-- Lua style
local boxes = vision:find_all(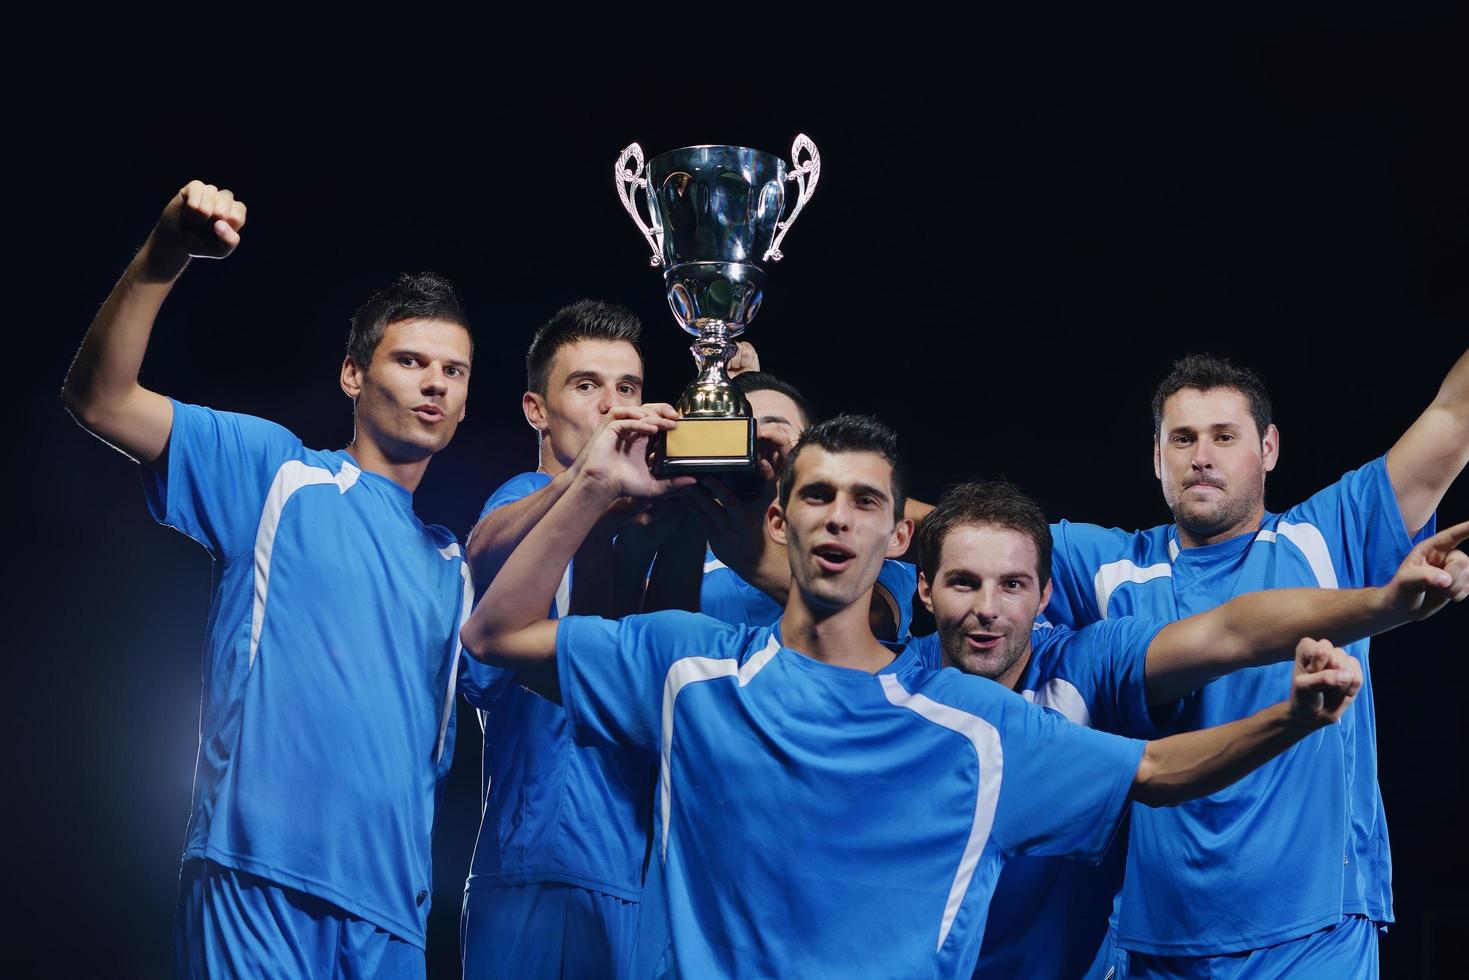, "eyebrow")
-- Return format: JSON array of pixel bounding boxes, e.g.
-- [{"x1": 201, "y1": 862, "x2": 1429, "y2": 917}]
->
[
  {"x1": 565, "y1": 370, "x2": 643, "y2": 385},
  {"x1": 758, "y1": 414, "x2": 794, "y2": 427}
]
